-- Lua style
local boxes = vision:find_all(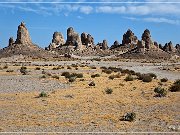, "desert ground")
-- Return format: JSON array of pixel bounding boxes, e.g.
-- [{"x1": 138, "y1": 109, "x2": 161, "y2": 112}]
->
[{"x1": 0, "y1": 58, "x2": 179, "y2": 133}]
